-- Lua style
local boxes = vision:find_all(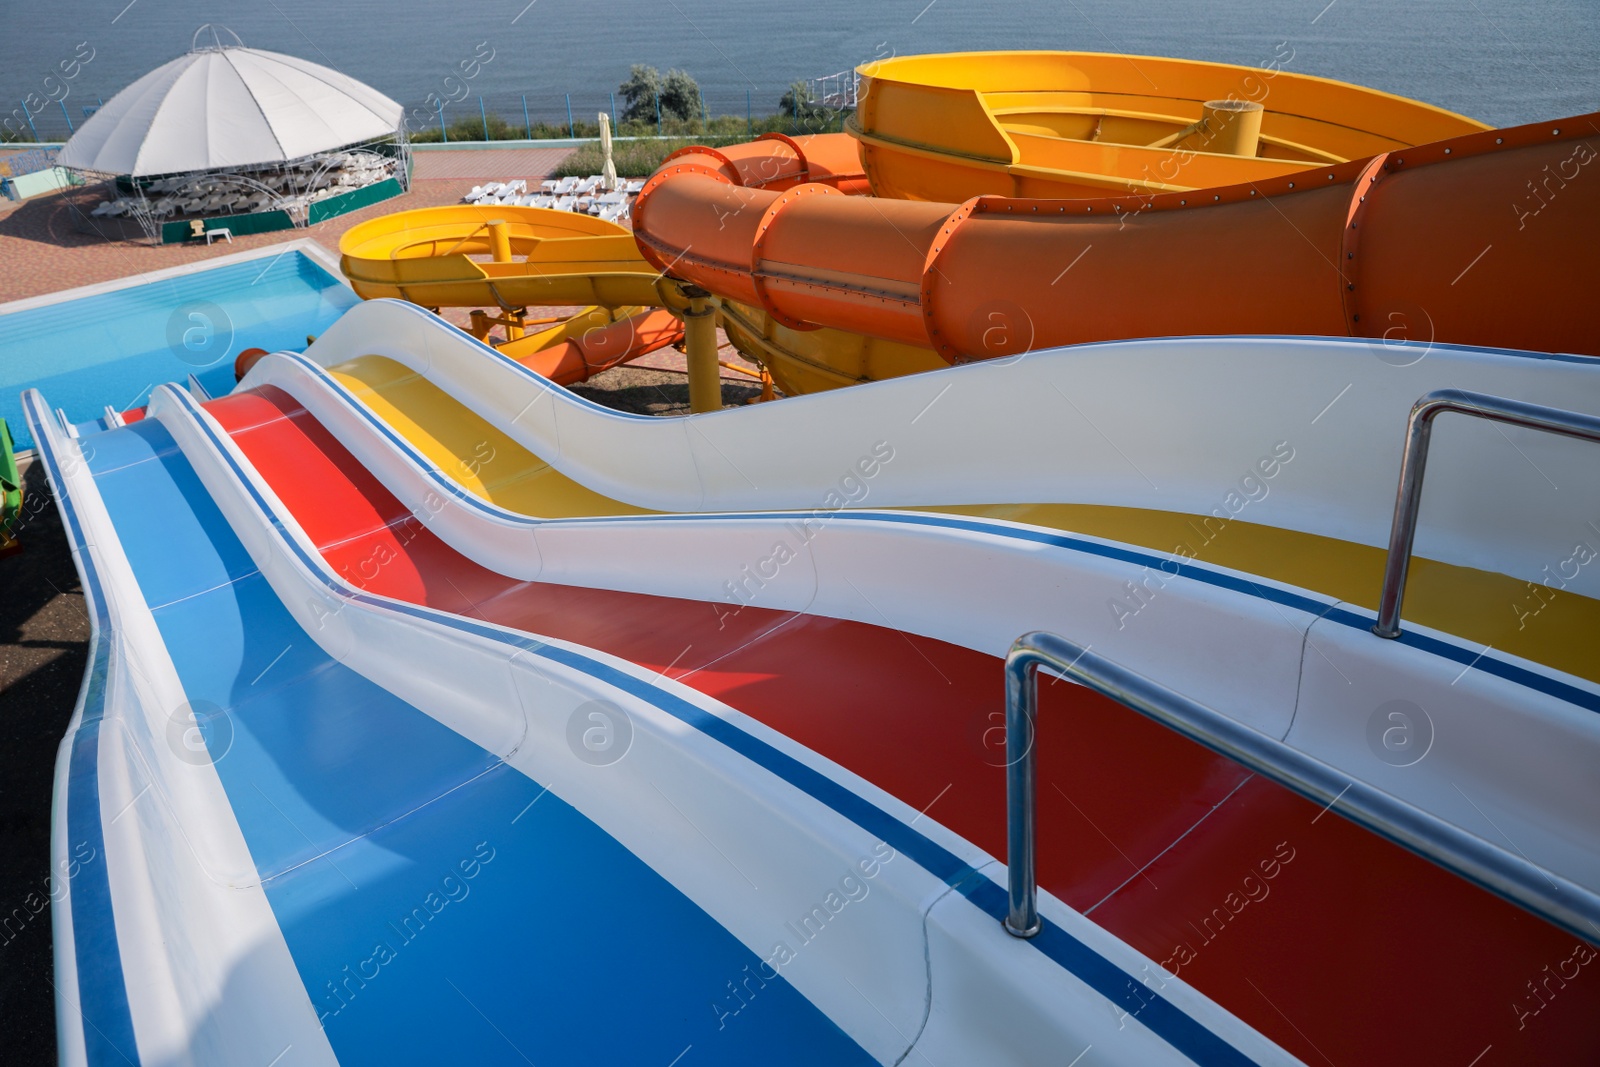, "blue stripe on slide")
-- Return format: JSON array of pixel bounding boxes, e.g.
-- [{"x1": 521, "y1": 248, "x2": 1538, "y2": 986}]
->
[
  {"x1": 85, "y1": 417, "x2": 871, "y2": 1065},
  {"x1": 22, "y1": 392, "x2": 143, "y2": 1067},
  {"x1": 533, "y1": 646, "x2": 1258, "y2": 1067},
  {"x1": 170, "y1": 386, "x2": 1262, "y2": 1066}
]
